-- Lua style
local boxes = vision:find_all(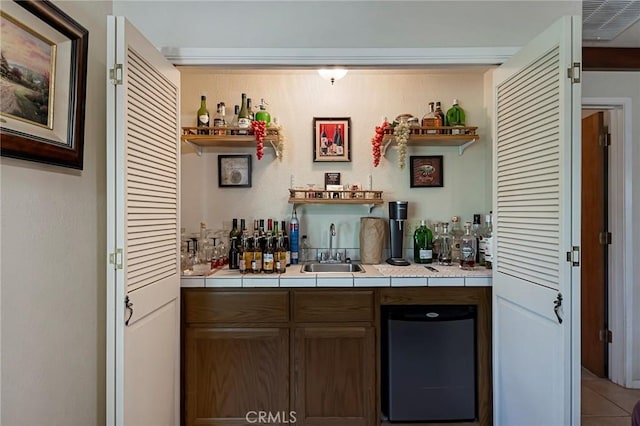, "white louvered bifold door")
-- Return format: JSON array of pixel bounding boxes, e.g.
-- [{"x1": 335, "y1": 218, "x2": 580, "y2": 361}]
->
[
  {"x1": 107, "y1": 16, "x2": 181, "y2": 426},
  {"x1": 492, "y1": 16, "x2": 581, "y2": 426}
]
